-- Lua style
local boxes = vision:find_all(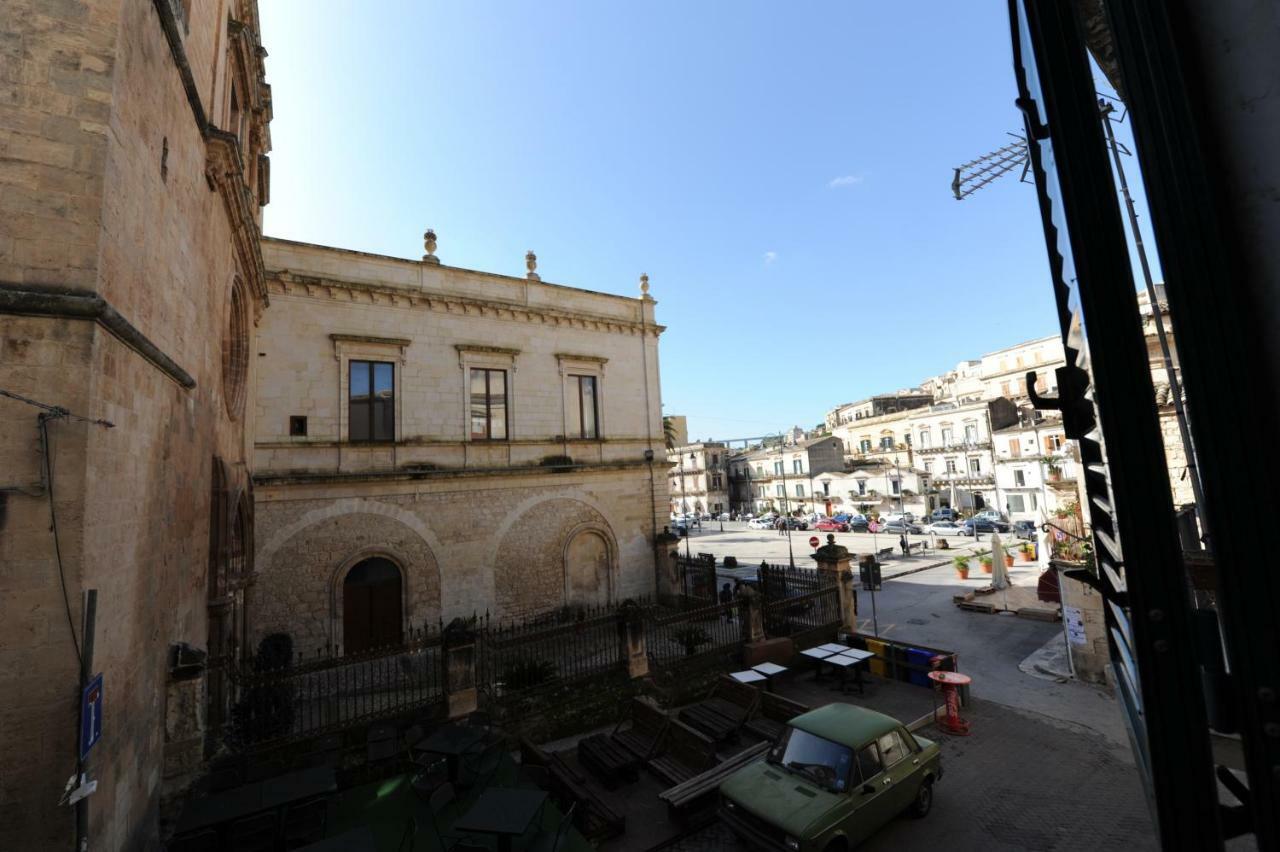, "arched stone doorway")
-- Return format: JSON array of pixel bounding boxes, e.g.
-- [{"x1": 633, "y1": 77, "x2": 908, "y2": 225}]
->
[
  {"x1": 342, "y1": 557, "x2": 403, "y2": 654},
  {"x1": 565, "y1": 528, "x2": 612, "y2": 607}
]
